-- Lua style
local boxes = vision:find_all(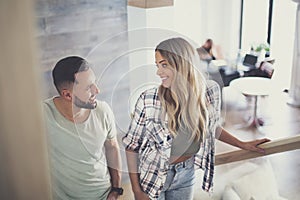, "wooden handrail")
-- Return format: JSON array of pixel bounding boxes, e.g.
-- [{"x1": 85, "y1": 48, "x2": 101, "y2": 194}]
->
[{"x1": 216, "y1": 134, "x2": 300, "y2": 165}]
